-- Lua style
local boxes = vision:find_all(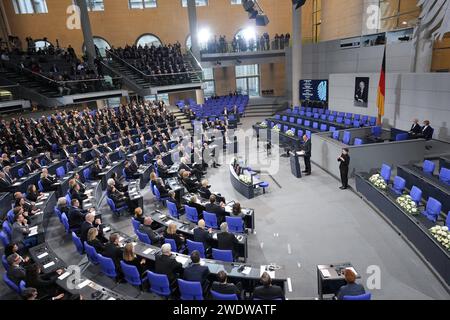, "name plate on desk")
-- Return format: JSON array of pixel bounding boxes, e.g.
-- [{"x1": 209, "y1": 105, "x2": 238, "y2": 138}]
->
[
  {"x1": 143, "y1": 248, "x2": 155, "y2": 255},
  {"x1": 43, "y1": 261, "x2": 55, "y2": 269},
  {"x1": 58, "y1": 272, "x2": 71, "y2": 280},
  {"x1": 321, "y1": 269, "x2": 331, "y2": 278},
  {"x1": 77, "y1": 279, "x2": 91, "y2": 289},
  {"x1": 37, "y1": 252, "x2": 49, "y2": 259},
  {"x1": 35, "y1": 202, "x2": 44, "y2": 206}
]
